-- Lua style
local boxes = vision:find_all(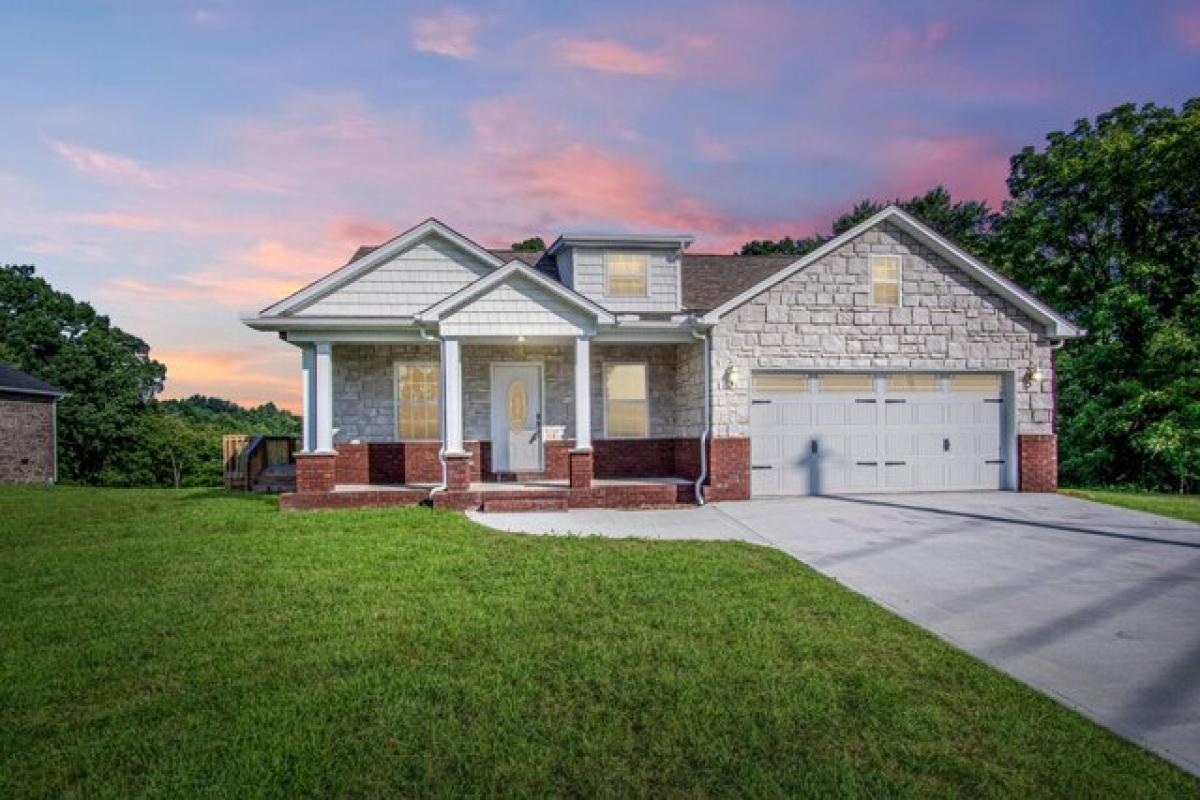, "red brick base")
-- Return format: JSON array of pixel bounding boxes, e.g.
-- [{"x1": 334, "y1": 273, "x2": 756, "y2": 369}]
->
[
  {"x1": 444, "y1": 452, "x2": 472, "y2": 491},
  {"x1": 704, "y1": 437, "x2": 751, "y2": 501},
  {"x1": 568, "y1": 449, "x2": 593, "y2": 489},
  {"x1": 1019, "y1": 434, "x2": 1058, "y2": 492},
  {"x1": 295, "y1": 453, "x2": 336, "y2": 494}
]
